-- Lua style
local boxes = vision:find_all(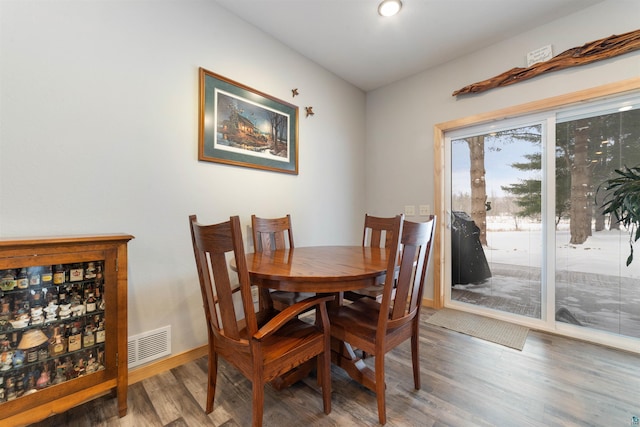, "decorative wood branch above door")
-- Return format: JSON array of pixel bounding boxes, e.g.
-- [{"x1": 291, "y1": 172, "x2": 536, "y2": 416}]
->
[{"x1": 452, "y1": 29, "x2": 640, "y2": 97}]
